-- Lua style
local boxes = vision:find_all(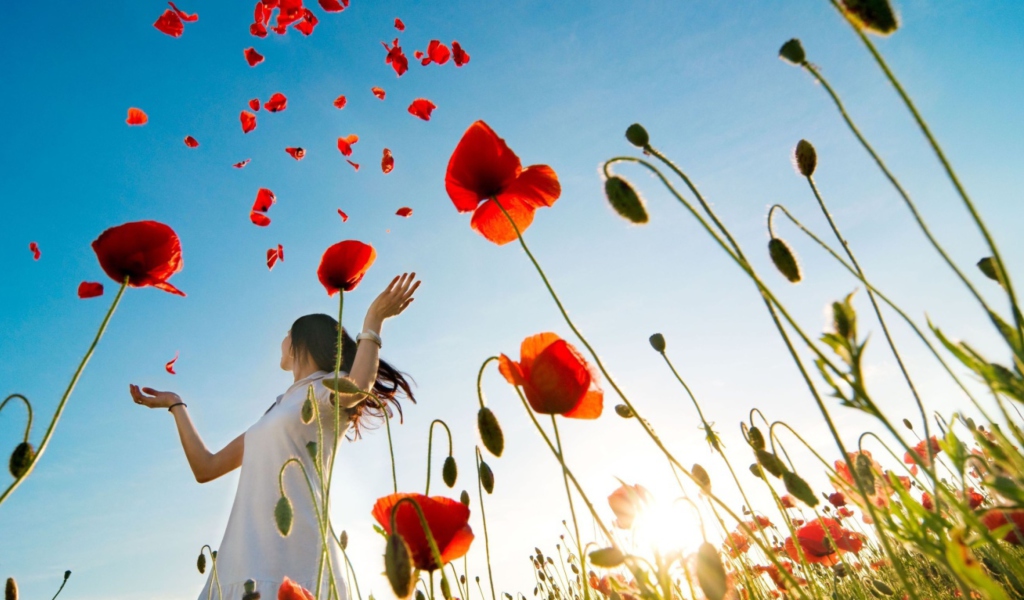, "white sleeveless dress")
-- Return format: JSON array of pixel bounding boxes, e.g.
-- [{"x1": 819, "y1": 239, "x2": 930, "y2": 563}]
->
[{"x1": 197, "y1": 370, "x2": 350, "y2": 600}]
